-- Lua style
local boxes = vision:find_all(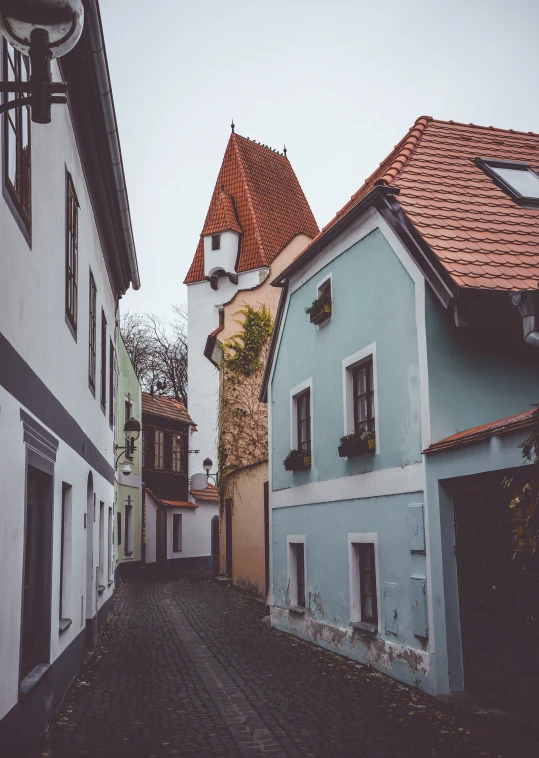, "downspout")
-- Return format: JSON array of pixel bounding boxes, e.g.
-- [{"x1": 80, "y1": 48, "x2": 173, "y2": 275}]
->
[
  {"x1": 86, "y1": 1, "x2": 141, "y2": 290},
  {"x1": 510, "y1": 290, "x2": 539, "y2": 349}
]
